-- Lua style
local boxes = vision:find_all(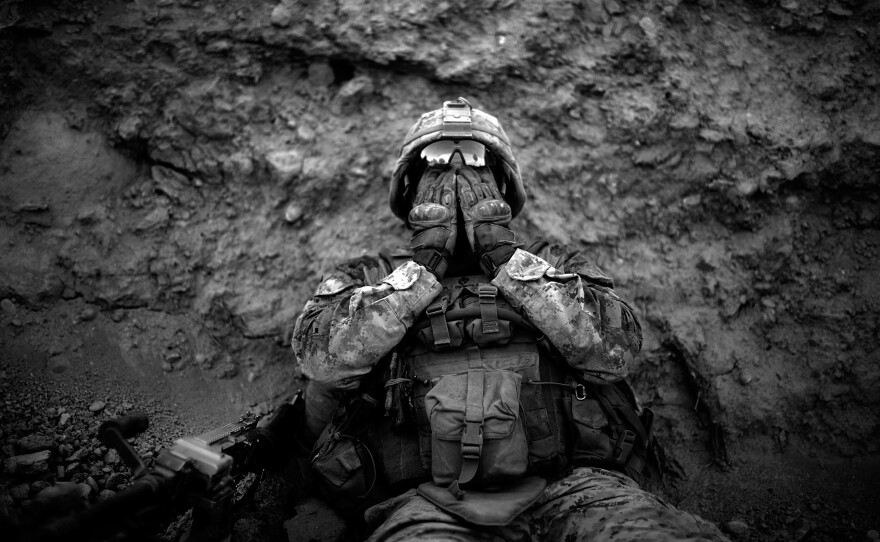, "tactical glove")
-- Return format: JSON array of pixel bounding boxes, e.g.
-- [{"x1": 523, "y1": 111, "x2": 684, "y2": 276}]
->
[
  {"x1": 409, "y1": 167, "x2": 458, "y2": 279},
  {"x1": 456, "y1": 166, "x2": 518, "y2": 276}
]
